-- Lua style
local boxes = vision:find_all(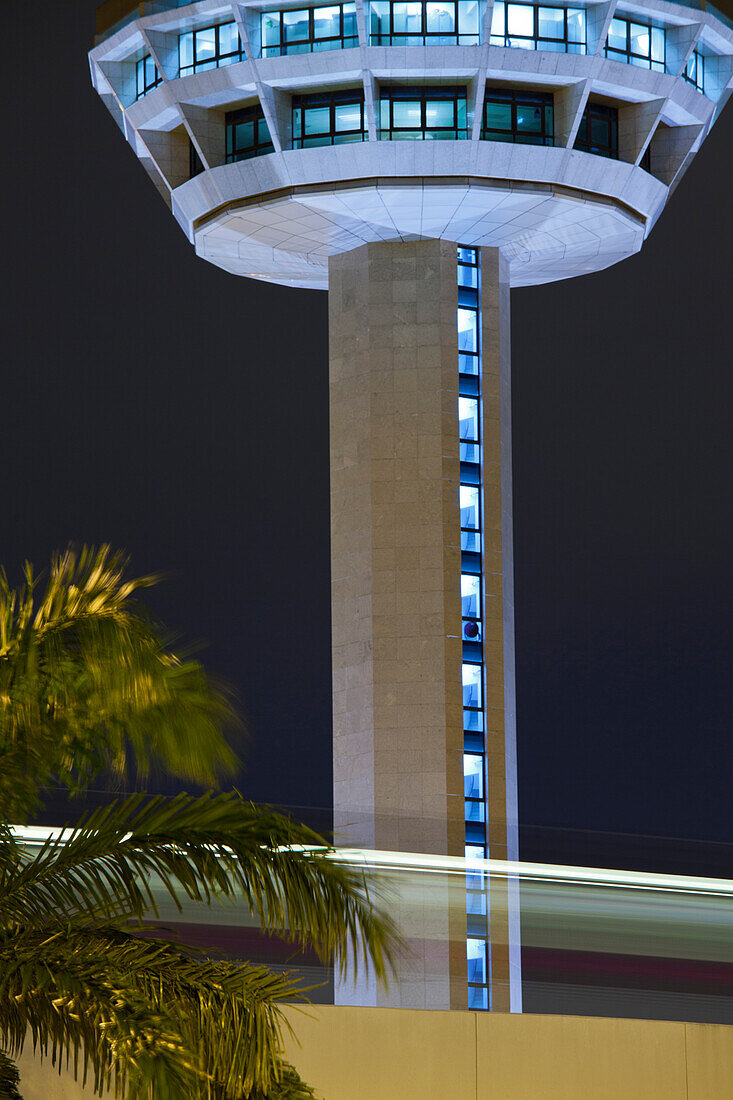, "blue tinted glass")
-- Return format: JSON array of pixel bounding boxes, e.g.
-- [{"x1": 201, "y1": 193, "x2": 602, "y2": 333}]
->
[
  {"x1": 393, "y1": 100, "x2": 422, "y2": 127},
  {"x1": 426, "y1": 99, "x2": 455, "y2": 127},
  {"x1": 462, "y1": 663, "x2": 482, "y2": 708},
  {"x1": 468, "y1": 985, "x2": 489, "y2": 1009},
  {"x1": 180, "y1": 32, "x2": 194, "y2": 68},
  {"x1": 314, "y1": 4, "x2": 341, "y2": 37},
  {"x1": 262, "y1": 13, "x2": 281, "y2": 45},
  {"x1": 459, "y1": 396, "x2": 479, "y2": 441},
  {"x1": 507, "y1": 2, "x2": 533, "y2": 35},
  {"x1": 196, "y1": 27, "x2": 216, "y2": 60},
  {"x1": 567, "y1": 8, "x2": 585, "y2": 43},
  {"x1": 461, "y1": 530, "x2": 481, "y2": 552},
  {"x1": 607, "y1": 17, "x2": 627, "y2": 51},
  {"x1": 219, "y1": 21, "x2": 240, "y2": 54},
  {"x1": 304, "y1": 106, "x2": 331, "y2": 134},
  {"x1": 393, "y1": 2, "x2": 423, "y2": 32},
  {"x1": 284, "y1": 9, "x2": 310, "y2": 40},
  {"x1": 461, "y1": 573, "x2": 481, "y2": 617},
  {"x1": 465, "y1": 799, "x2": 486, "y2": 821},
  {"x1": 458, "y1": 0, "x2": 480, "y2": 35},
  {"x1": 491, "y1": 0, "x2": 505, "y2": 36},
  {"x1": 343, "y1": 2, "x2": 357, "y2": 35},
  {"x1": 463, "y1": 708, "x2": 483, "y2": 731},
  {"x1": 426, "y1": 2, "x2": 456, "y2": 33},
  {"x1": 467, "y1": 939, "x2": 487, "y2": 984},
  {"x1": 458, "y1": 263, "x2": 478, "y2": 287},
  {"x1": 538, "y1": 6, "x2": 563, "y2": 38},
  {"x1": 458, "y1": 308, "x2": 478, "y2": 352},
  {"x1": 460, "y1": 485, "x2": 479, "y2": 530},
  {"x1": 335, "y1": 102, "x2": 362, "y2": 131},
  {"x1": 236, "y1": 120, "x2": 255, "y2": 149},
  {"x1": 464, "y1": 754, "x2": 484, "y2": 798}
]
